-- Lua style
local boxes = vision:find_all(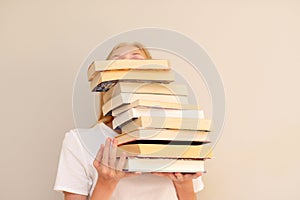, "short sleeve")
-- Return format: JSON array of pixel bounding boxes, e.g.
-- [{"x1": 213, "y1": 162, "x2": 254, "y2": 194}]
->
[
  {"x1": 192, "y1": 176, "x2": 204, "y2": 193},
  {"x1": 53, "y1": 130, "x2": 92, "y2": 196}
]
